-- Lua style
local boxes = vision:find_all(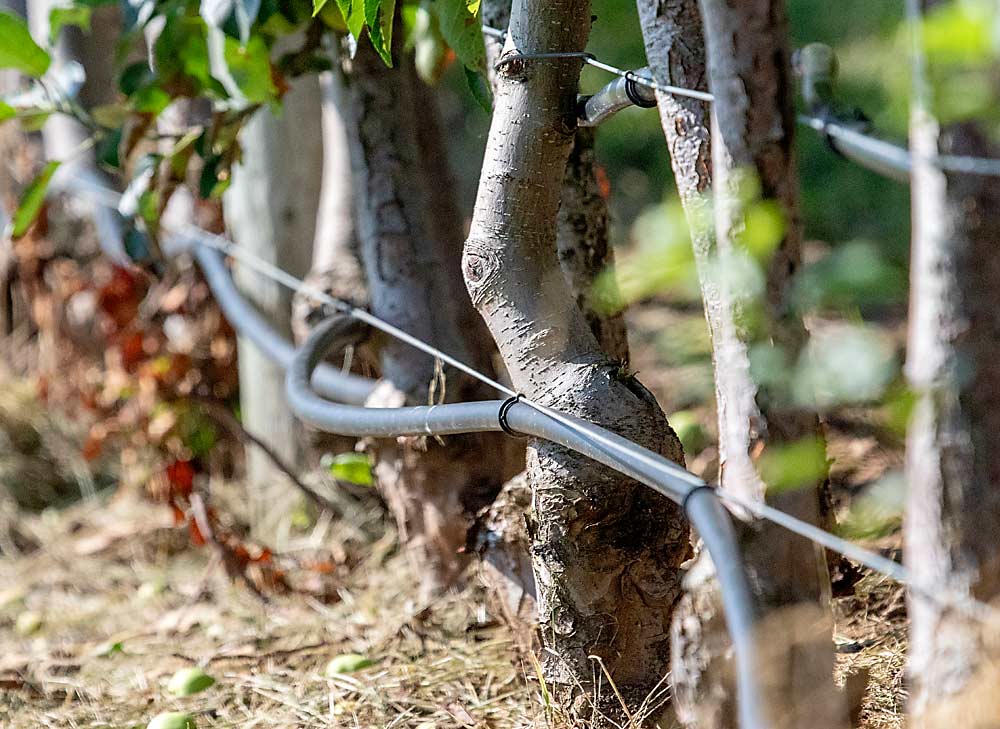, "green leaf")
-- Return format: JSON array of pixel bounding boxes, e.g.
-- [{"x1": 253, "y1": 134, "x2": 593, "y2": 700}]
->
[
  {"x1": 90, "y1": 102, "x2": 129, "y2": 128},
  {"x1": 96, "y1": 127, "x2": 122, "y2": 169},
  {"x1": 223, "y1": 34, "x2": 277, "y2": 103},
  {"x1": 365, "y1": 0, "x2": 395, "y2": 66},
  {"x1": 49, "y1": 5, "x2": 92, "y2": 44},
  {"x1": 324, "y1": 653, "x2": 373, "y2": 675},
  {"x1": 169, "y1": 128, "x2": 203, "y2": 178},
  {"x1": 667, "y1": 410, "x2": 708, "y2": 454},
  {"x1": 130, "y1": 84, "x2": 171, "y2": 115},
  {"x1": 433, "y1": 0, "x2": 484, "y2": 72},
  {"x1": 0, "y1": 12, "x2": 51, "y2": 77},
  {"x1": 757, "y1": 437, "x2": 829, "y2": 495},
  {"x1": 0, "y1": 100, "x2": 15, "y2": 122},
  {"x1": 326, "y1": 452, "x2": 373, "y2": 486},
  {"x1": 167, "y1": 667, "x2": 216, "y2": 696},
  {"x1": 323, "y1": 0, "x2": 365, "y2": 38},
  {"x1": 199, "y1": 155, "x2": 224, "y2": 198},
  {"x1": 464, "y1": 66, "x2": 491, "y2": 112},
  {"x1": 153, "y1": 14, "x2": 216, "y2": 96},
  {"x1": 11, "y1": 161, "x2": 59, "y2": 238},
  {"x1": 17, "y1": 110, "x2": 52, "y2": 131},
  {"x1": 93, "y1": 640, "x2": 124, "y2": 657}
]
